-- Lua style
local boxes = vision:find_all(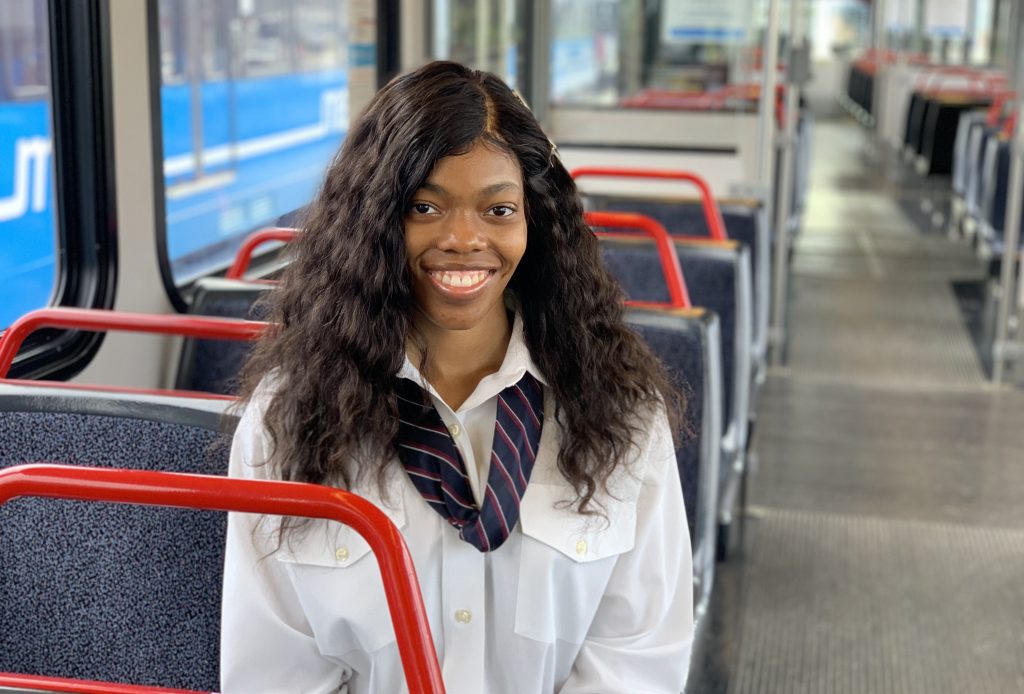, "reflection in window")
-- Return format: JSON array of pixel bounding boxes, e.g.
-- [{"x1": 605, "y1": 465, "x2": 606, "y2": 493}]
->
[
  {"x1": 157, "y1": 0, "x2": 349, "y2": 284},
  {"x1": 0, "y1": 0, "x2": 57, "y2": 329}
]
